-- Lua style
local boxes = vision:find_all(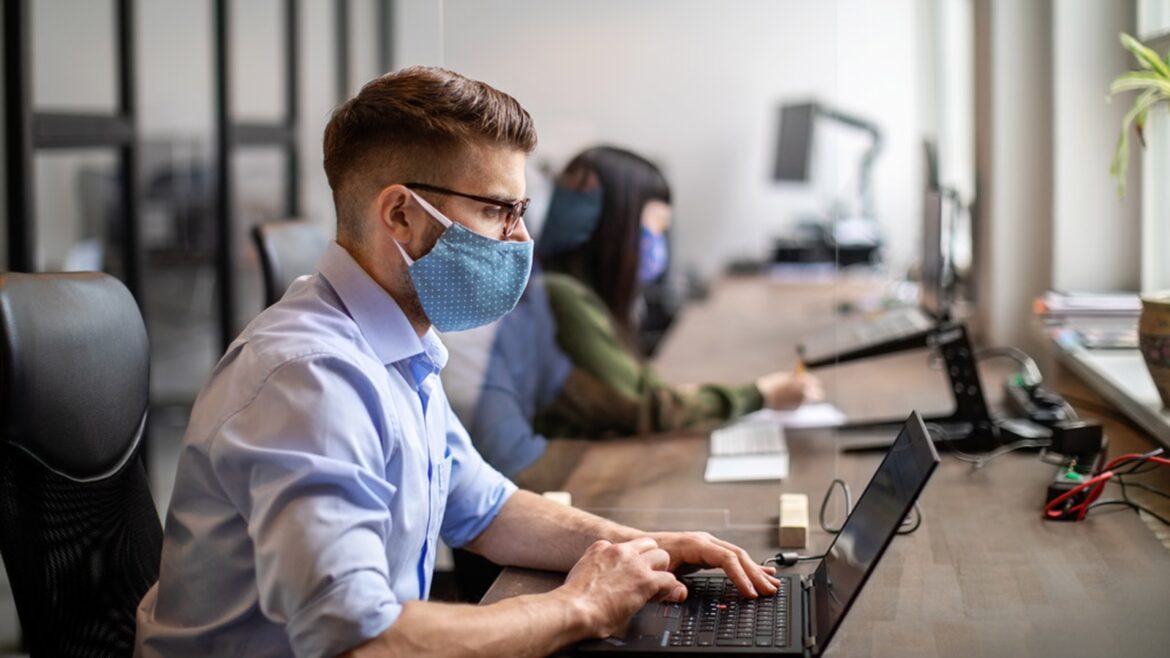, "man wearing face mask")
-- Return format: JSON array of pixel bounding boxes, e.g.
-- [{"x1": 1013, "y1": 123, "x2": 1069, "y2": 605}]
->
[{"x1": 134, "y1": 67, "x2": 780, "y2": 658}]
